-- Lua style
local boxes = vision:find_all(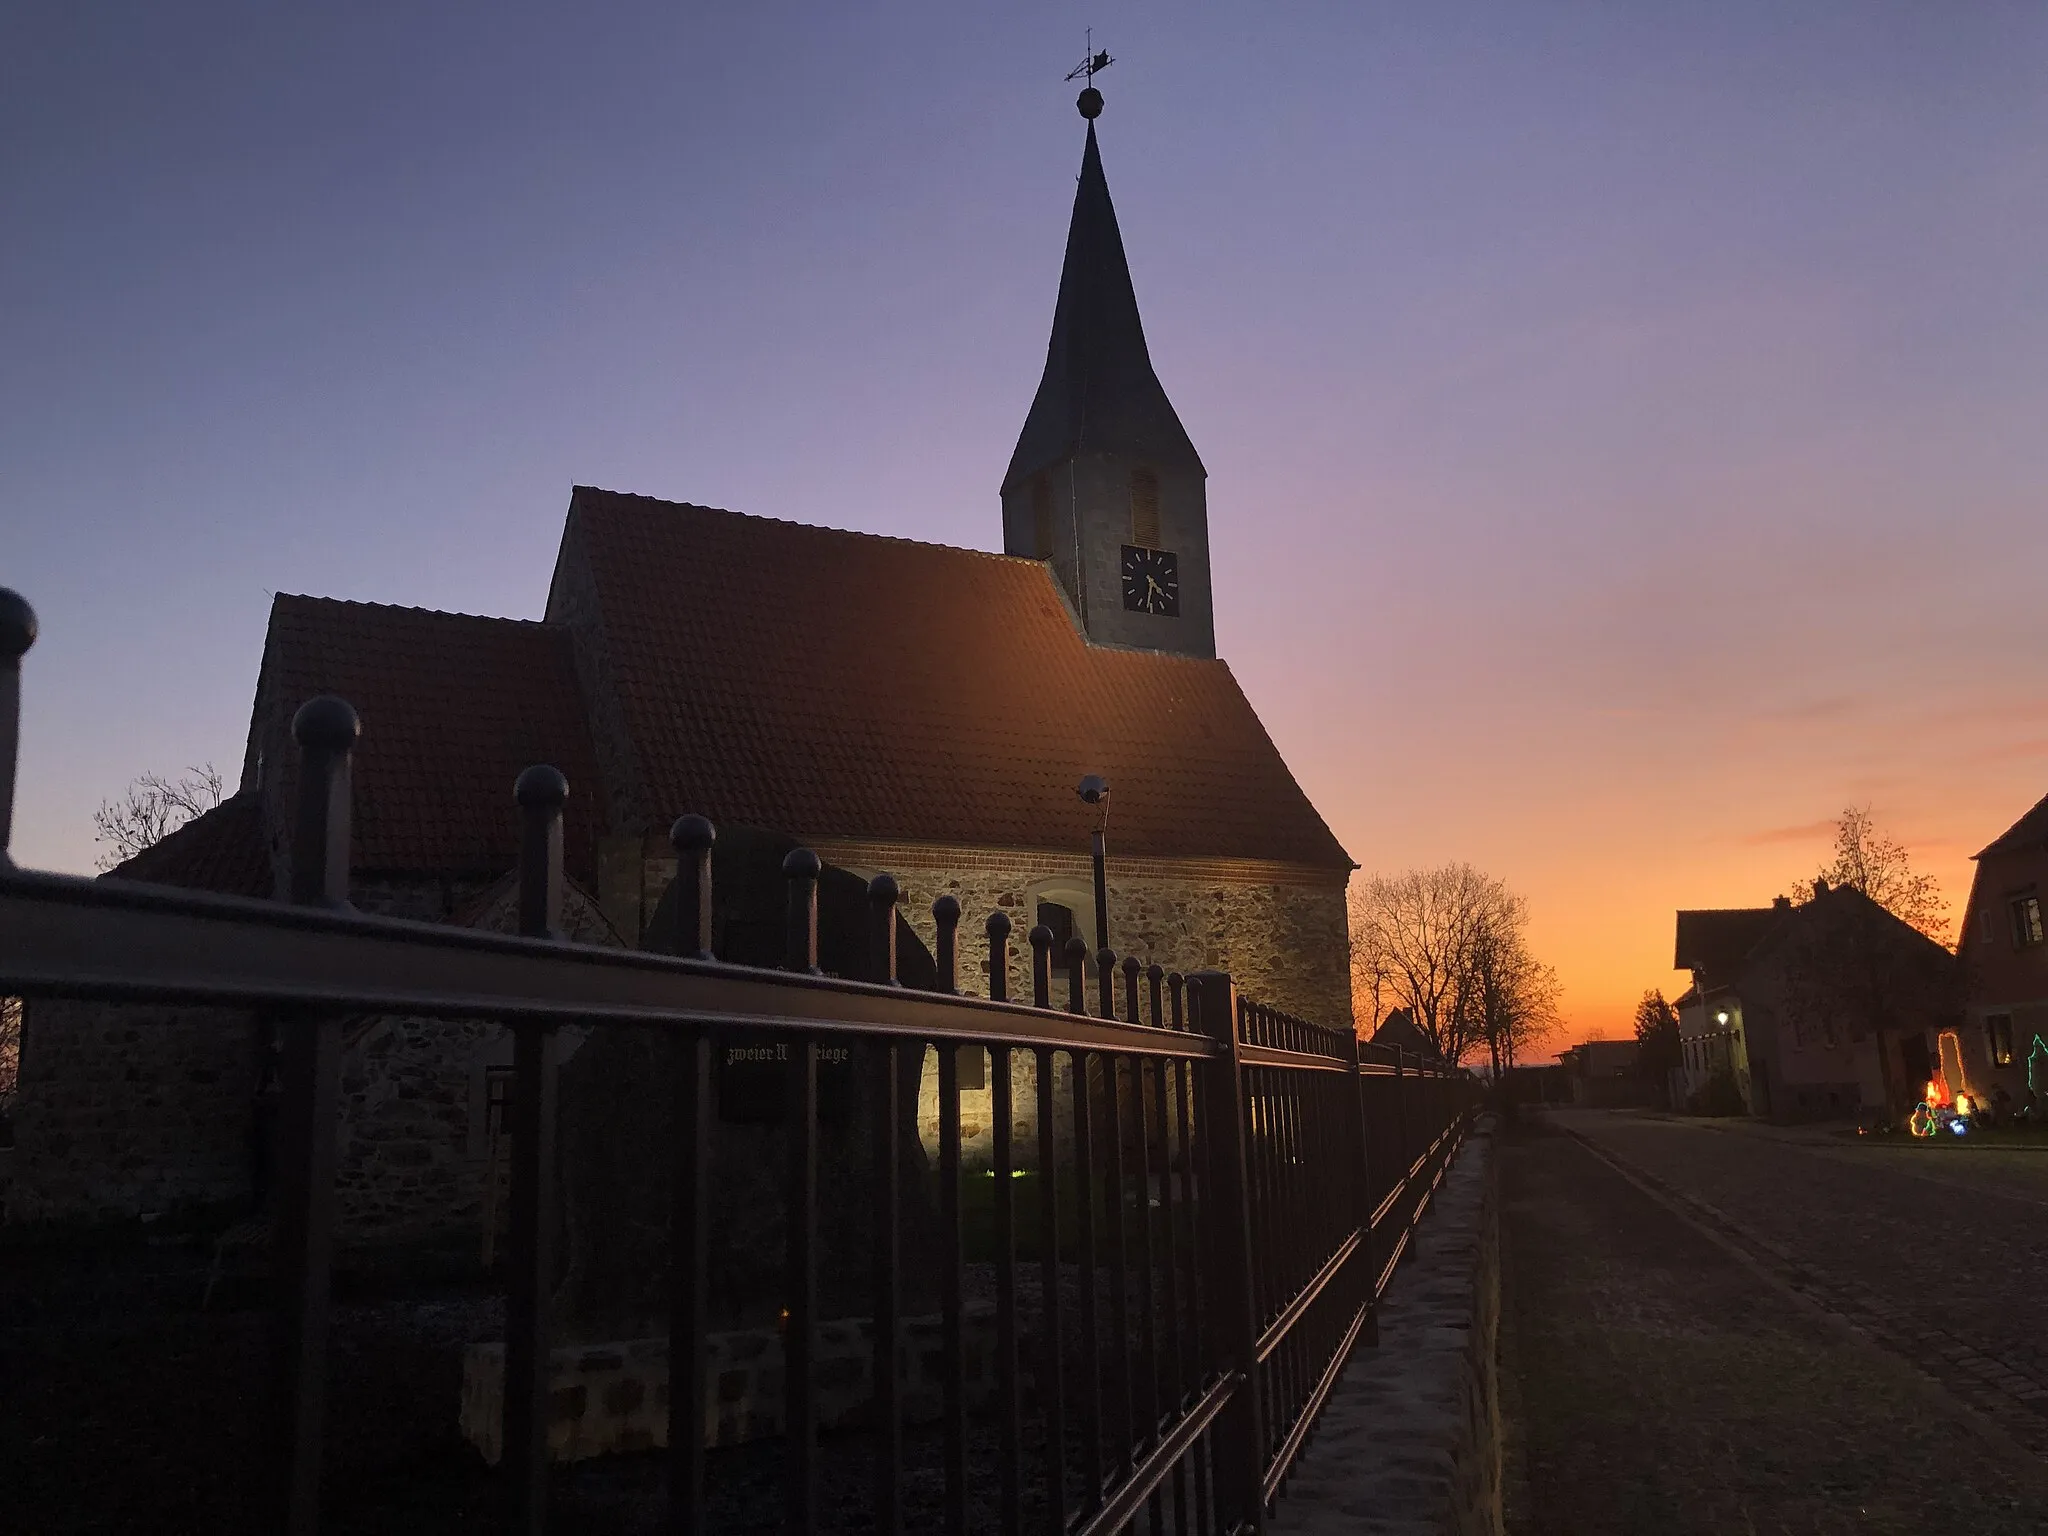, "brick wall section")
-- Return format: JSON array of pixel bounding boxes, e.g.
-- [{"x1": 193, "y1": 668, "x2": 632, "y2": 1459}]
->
[{"x1": 636, "y1": 841, "x2": 1353, "y2": 1028}]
